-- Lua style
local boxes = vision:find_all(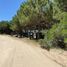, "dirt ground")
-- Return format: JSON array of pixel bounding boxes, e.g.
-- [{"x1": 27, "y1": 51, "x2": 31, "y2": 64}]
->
[{"x1": 0, "y1": 35, "x2": 66, "y2": 67}]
